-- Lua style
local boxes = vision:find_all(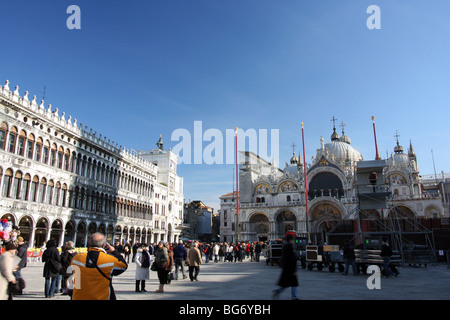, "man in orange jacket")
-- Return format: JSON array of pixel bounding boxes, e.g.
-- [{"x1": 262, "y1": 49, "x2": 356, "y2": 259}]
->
[{"x1": 71, "y1": 232, "x2": 127, "y2": 300}]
